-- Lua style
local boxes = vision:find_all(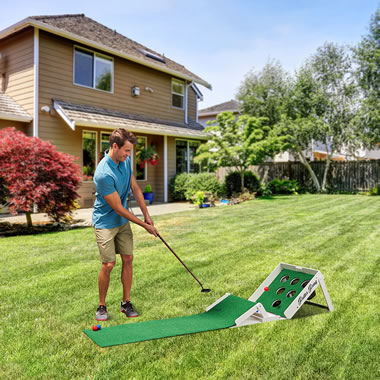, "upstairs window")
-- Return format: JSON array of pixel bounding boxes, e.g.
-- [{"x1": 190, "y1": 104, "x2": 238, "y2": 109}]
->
[
  {"x1": 172, "y1": 79, "x2": 184, "y2": 109},
  {"x1": 74, "y1": 47, "x2": 113, "y2": 92}
]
